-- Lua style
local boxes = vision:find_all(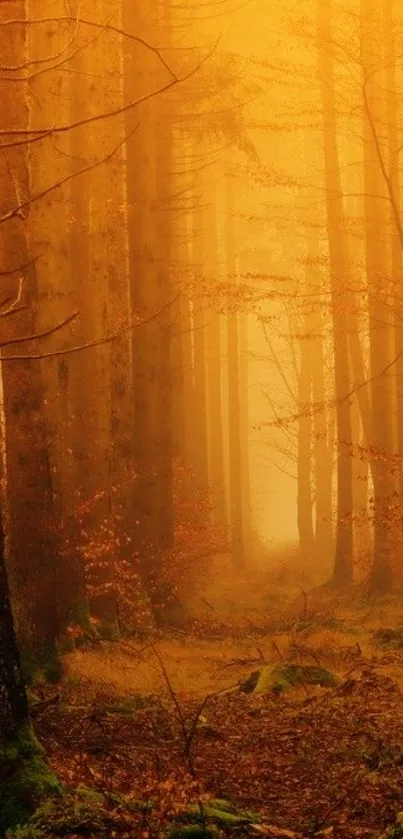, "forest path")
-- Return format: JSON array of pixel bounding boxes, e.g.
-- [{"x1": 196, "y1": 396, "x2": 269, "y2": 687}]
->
[
  {"x1": 34, "y1": 571, "x2": 403, "y2": 839},
  {"x1": 63, "y1": 589, "x2": 403, "y2": 700},
  {"x1": 64, "y1": 634, "x2": 267, "y2": 699}
]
